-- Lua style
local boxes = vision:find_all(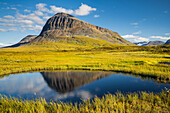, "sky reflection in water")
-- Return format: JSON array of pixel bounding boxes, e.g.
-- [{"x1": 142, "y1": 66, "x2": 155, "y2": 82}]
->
[{"x1": 0, "y1": 71, "x2": 169, "y2": 103}]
